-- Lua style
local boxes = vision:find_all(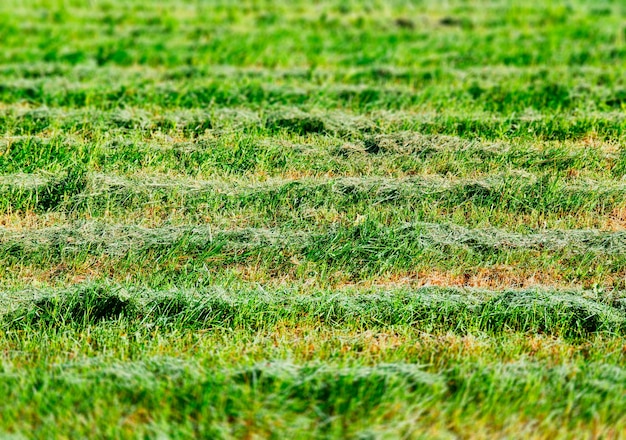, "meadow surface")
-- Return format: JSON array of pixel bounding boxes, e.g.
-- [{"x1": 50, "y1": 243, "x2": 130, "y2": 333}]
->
[{"x1": 1, "y1": 0, "x2": 626, "y2": 438}]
